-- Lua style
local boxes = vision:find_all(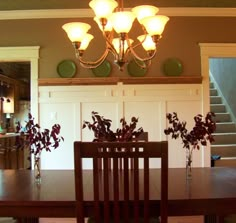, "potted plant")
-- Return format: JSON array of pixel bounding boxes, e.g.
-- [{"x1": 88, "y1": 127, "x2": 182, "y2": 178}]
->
[
  {"x1": 16, "y1": 113, "x2": 64, "y2": 182},
  {"x1": 164, "y1": 112, "x2": 216, "y2": 178},
  {"x1": 82, "y1": 111, "x2": 144, "y2": 142}
]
